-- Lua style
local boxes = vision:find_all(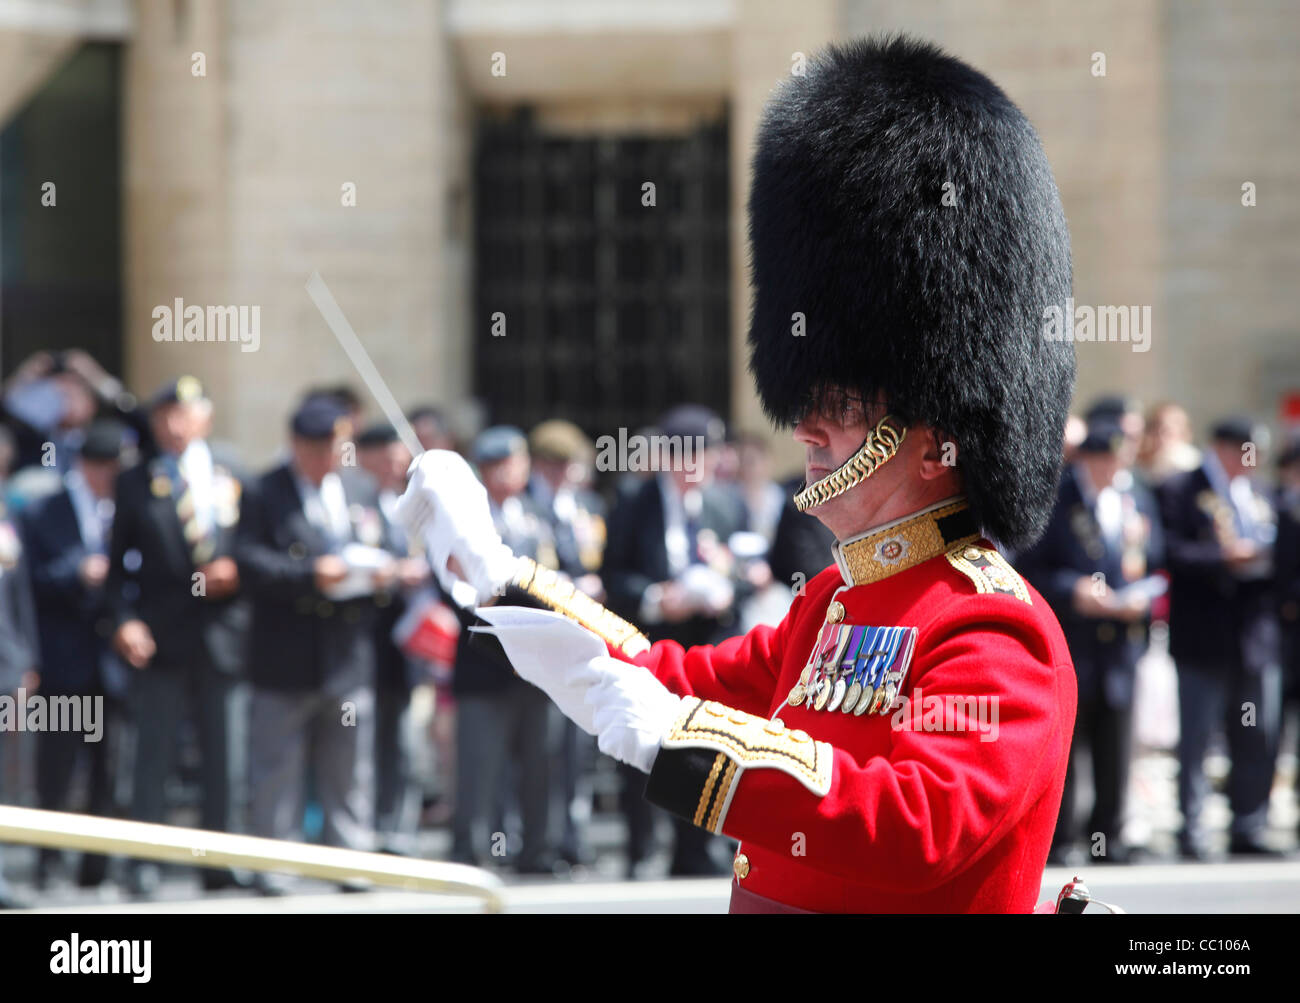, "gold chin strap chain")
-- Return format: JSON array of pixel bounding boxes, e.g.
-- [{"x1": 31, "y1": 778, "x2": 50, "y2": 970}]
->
[{"x1": 792, "y1": 415, "x2": 907, "y2": 513}]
